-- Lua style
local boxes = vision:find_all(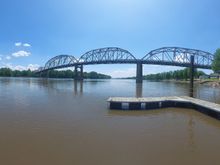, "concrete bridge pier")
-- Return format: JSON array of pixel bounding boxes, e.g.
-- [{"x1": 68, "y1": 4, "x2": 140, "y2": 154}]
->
[
  {"x1": 136, "y1": 62, "x2": 143, "y2": 83},
  {"x1": 136, "y1": 83, "x2": 143, "y2": 97},
  {"x1": 74, "y1": 65, "x2": 83, "y2": 80},
  {"x1": 46, "y1": 71, "x2": 50, "y2": 78},
  {"x1": 189, "y1": 55, "x2": 195, "y2": 97}
]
